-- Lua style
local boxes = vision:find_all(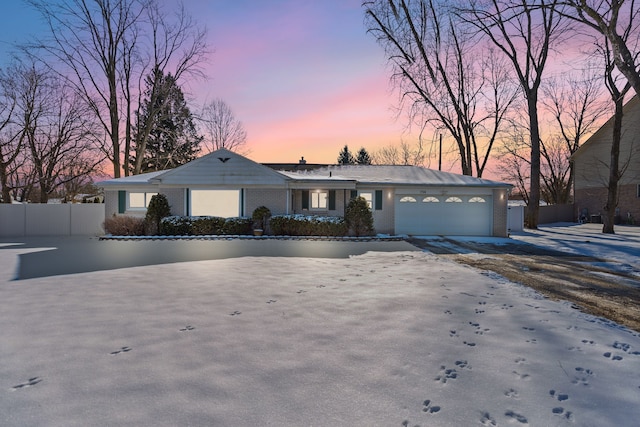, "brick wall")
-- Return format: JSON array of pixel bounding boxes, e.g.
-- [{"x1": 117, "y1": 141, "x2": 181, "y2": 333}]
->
[
  {"x1": 245, "y1": 188, "x2": 288, "y2": 217},
  {"x1": 493, "y1": 189, "x2": 509, "y2": 237},
  {"x1": 575, "y1": 183, "x2": 640, "y2": 224}
]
